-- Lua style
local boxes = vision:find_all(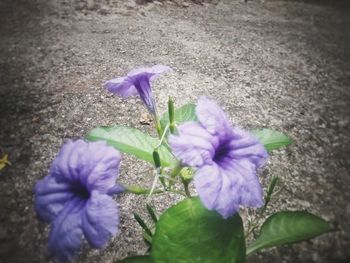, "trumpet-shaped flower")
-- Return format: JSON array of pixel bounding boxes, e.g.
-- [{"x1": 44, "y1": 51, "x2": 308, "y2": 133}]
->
[
  {"x1": 104, "y1": 65, "x2": 172, "y2": 114},
  {"x1": 34, "y1": 140, "x2": 123, "y2": 263},
  {"x1": 169, "y1": 97, "x2": 268, "y2": 218}
]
